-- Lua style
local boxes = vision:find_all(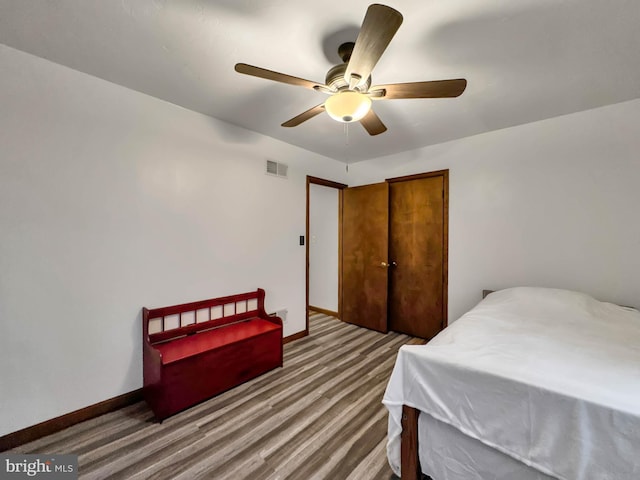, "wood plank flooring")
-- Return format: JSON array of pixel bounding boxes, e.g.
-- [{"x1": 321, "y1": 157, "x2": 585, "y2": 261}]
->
[{"x1": 12, "y1": 313, "x2": 423, "y2": 479}]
